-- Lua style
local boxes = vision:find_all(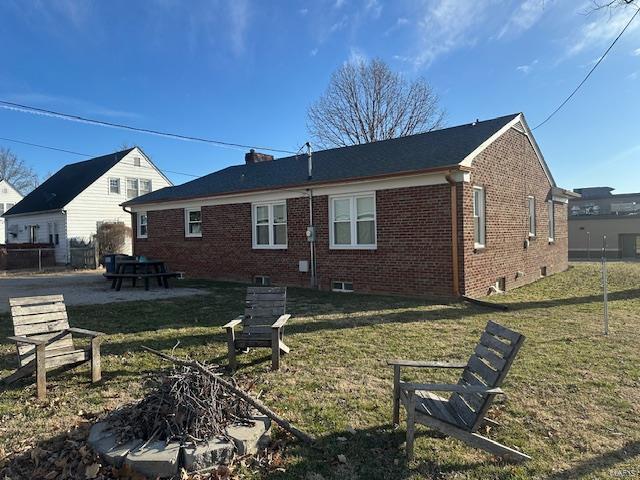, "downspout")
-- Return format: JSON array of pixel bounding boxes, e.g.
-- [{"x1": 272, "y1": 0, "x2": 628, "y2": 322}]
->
[
  {"x1": 122, "y1": 205, "x2": 134, "y2": 255},
  {"x1": 445, "y1": 173, "x2": 460, "y2": 297},
  {"x1": 305, "y1": 143, "x2": 318, "y2": 289}
]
